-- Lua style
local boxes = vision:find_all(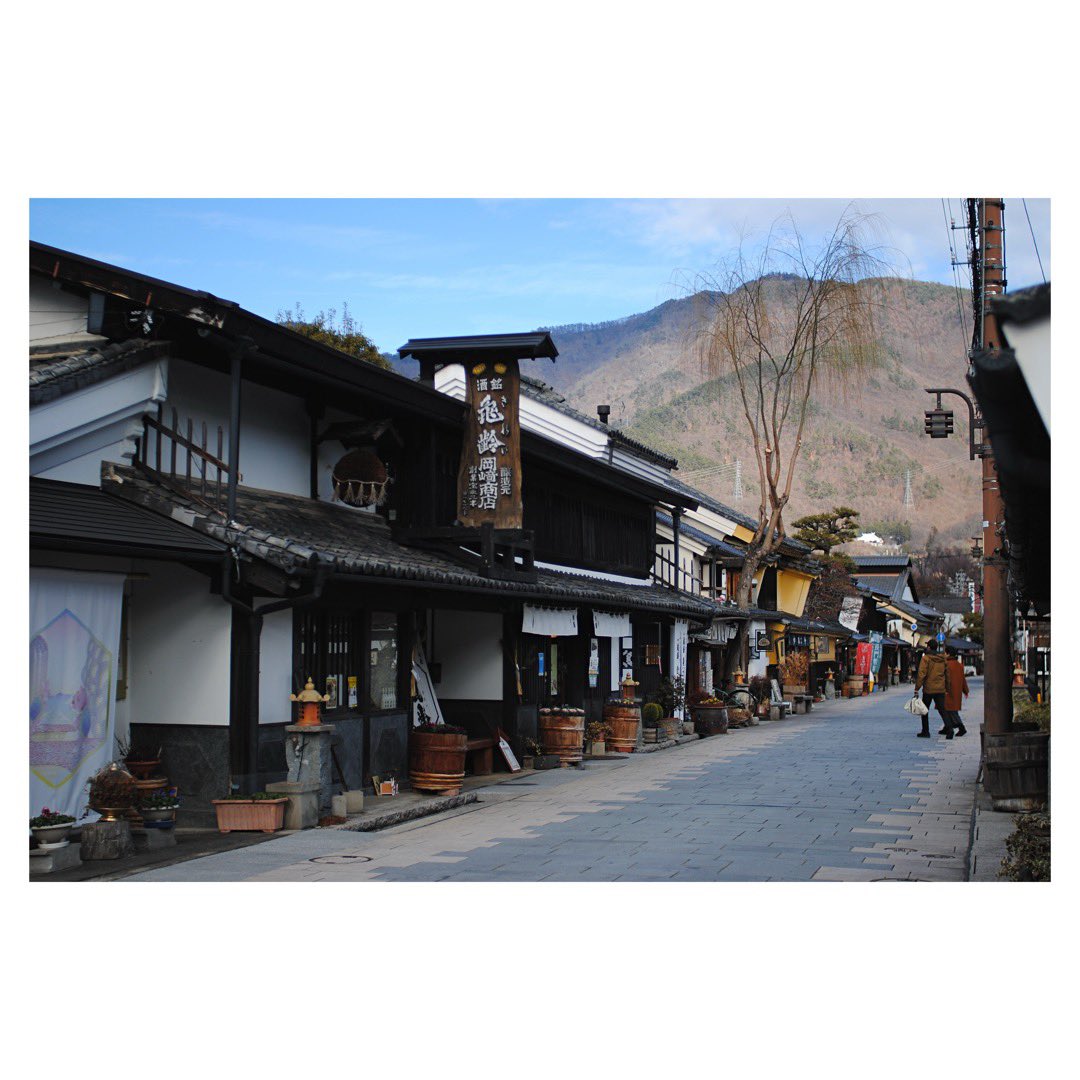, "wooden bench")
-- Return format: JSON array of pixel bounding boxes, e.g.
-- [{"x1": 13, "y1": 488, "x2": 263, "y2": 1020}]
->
[{"x1": 465, "y1": 737, "x2": 495, "y2": 776}]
